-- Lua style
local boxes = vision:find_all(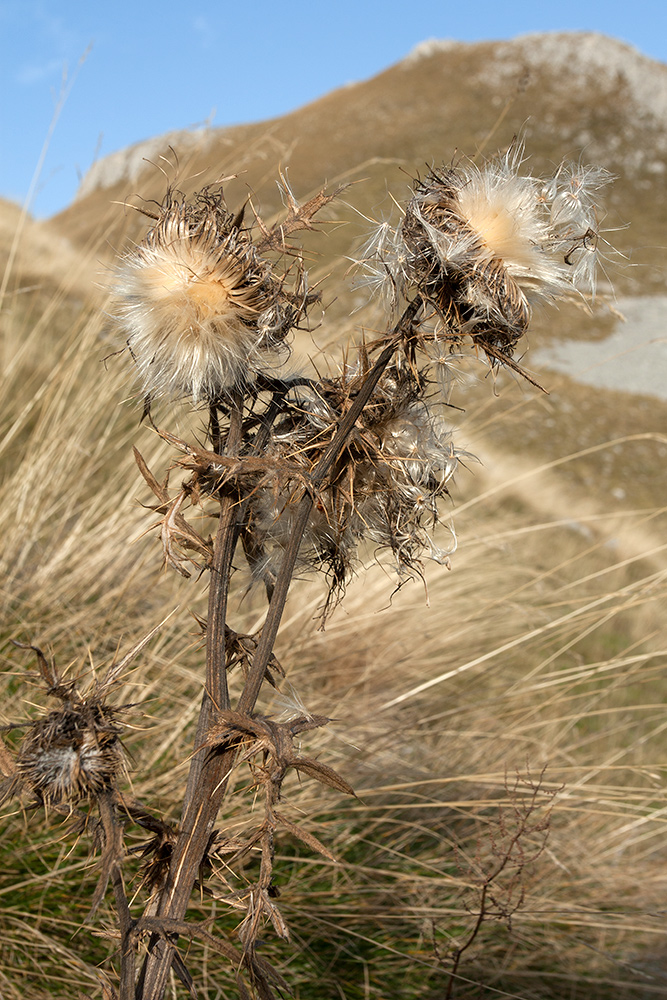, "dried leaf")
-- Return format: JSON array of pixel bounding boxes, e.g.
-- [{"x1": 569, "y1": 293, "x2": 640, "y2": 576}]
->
[
  {"x1": 100, "y1": 980, "x2": 119, "y2": 1000},
  {"x1": 0, "y1": 774, "x2": 20, "y2": 806},
  {"x1": 133, "y1": 446, "x2": 169, "y2": 502},
  {"x1": 255, "y1": 182, "x2": 346, "y2": 253},
  {"x1": 274, "y1": 812, "x2": 338, "y2": 863},
  {"x1": 235, "y1": 975, "x2": 253, "y2": 1000},
  {"x1": 135, "y1": 446, "x2": 212, "y2": 576},
  {"x1": 293, "y1": 758, "x2": 356, "y2": 797},
  {"x1": 287, "y1": 714, "x2": 330, "y2": 736},
  {"x1": 249, "y1": 953, "x2": 291, "y2": 999},
  {"x1": 158, "y1": 427, "x2": 305, "y2": 483},
  {"x1": 11, "y1": 640, "x2": 62, "y2": 693},
  {"x1": 0, "y1": 736, "x2": 17, "y2": 780},
  {"x1": 137, "y1": 916, "x2": 243, "y2": 964},
  {"x1": 262, "y1": 889, "x2": 290, "y2": 941},
  {"x1": 172, "y1": 950, "x2": 198, "y2": 998}
]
